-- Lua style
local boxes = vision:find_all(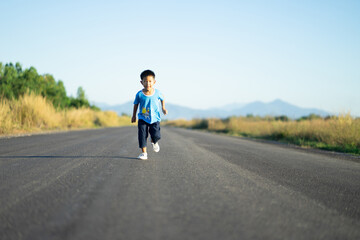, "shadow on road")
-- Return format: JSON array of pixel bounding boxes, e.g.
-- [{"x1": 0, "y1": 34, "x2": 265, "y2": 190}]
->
[{"x1": 0, "y1": 155, "x2": 138, "y2": 160}]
